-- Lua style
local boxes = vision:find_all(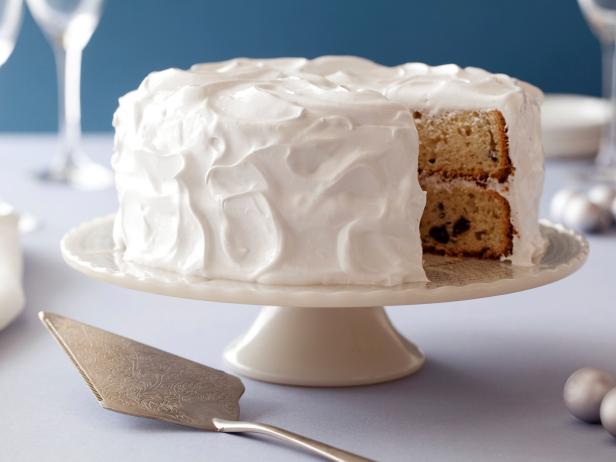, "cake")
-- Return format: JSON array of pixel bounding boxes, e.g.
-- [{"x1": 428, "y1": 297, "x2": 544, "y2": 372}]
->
[{"x1": 112, "y1": 56, "x2": 546, "y2": 287}]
